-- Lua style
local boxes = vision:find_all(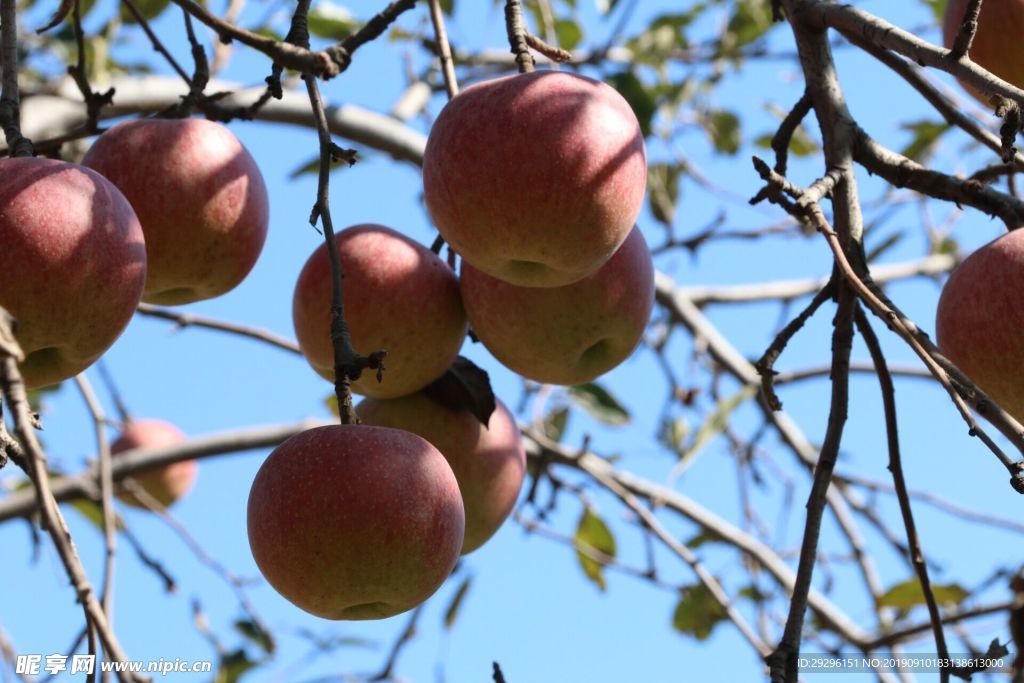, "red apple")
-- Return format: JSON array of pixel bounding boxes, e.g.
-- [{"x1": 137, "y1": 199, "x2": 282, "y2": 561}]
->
[
  {"x1": 943, "y1": 0, "x2": 1024, "y2": 102},
  {"x1": 292, "y1": 224, "x2": 468, "y2": 398},
  {"x1": 0, "y1": 157, "x2": 146, "y2": 389},
  {"x1": 460, "y1": 227, "x2": 654, "y2": 386},
  {"x1": 936, "y1": 229, "x2": 1024, "y2": 420},
  {"x1": 357, "y1": 394, "x2": 526, "y2": 554},
  {"x1": 423, "y1": 71, "x2": 647, "y2": 288},
  {"x1": 111, "y1": 419, "x2": 196, "y2": 509},
  {"x1": 246, "y1": 424, "x2": 465, "y2": 620},
  {"x1": 82, "y1": 118, "x2": 269, "y2": 305}
]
